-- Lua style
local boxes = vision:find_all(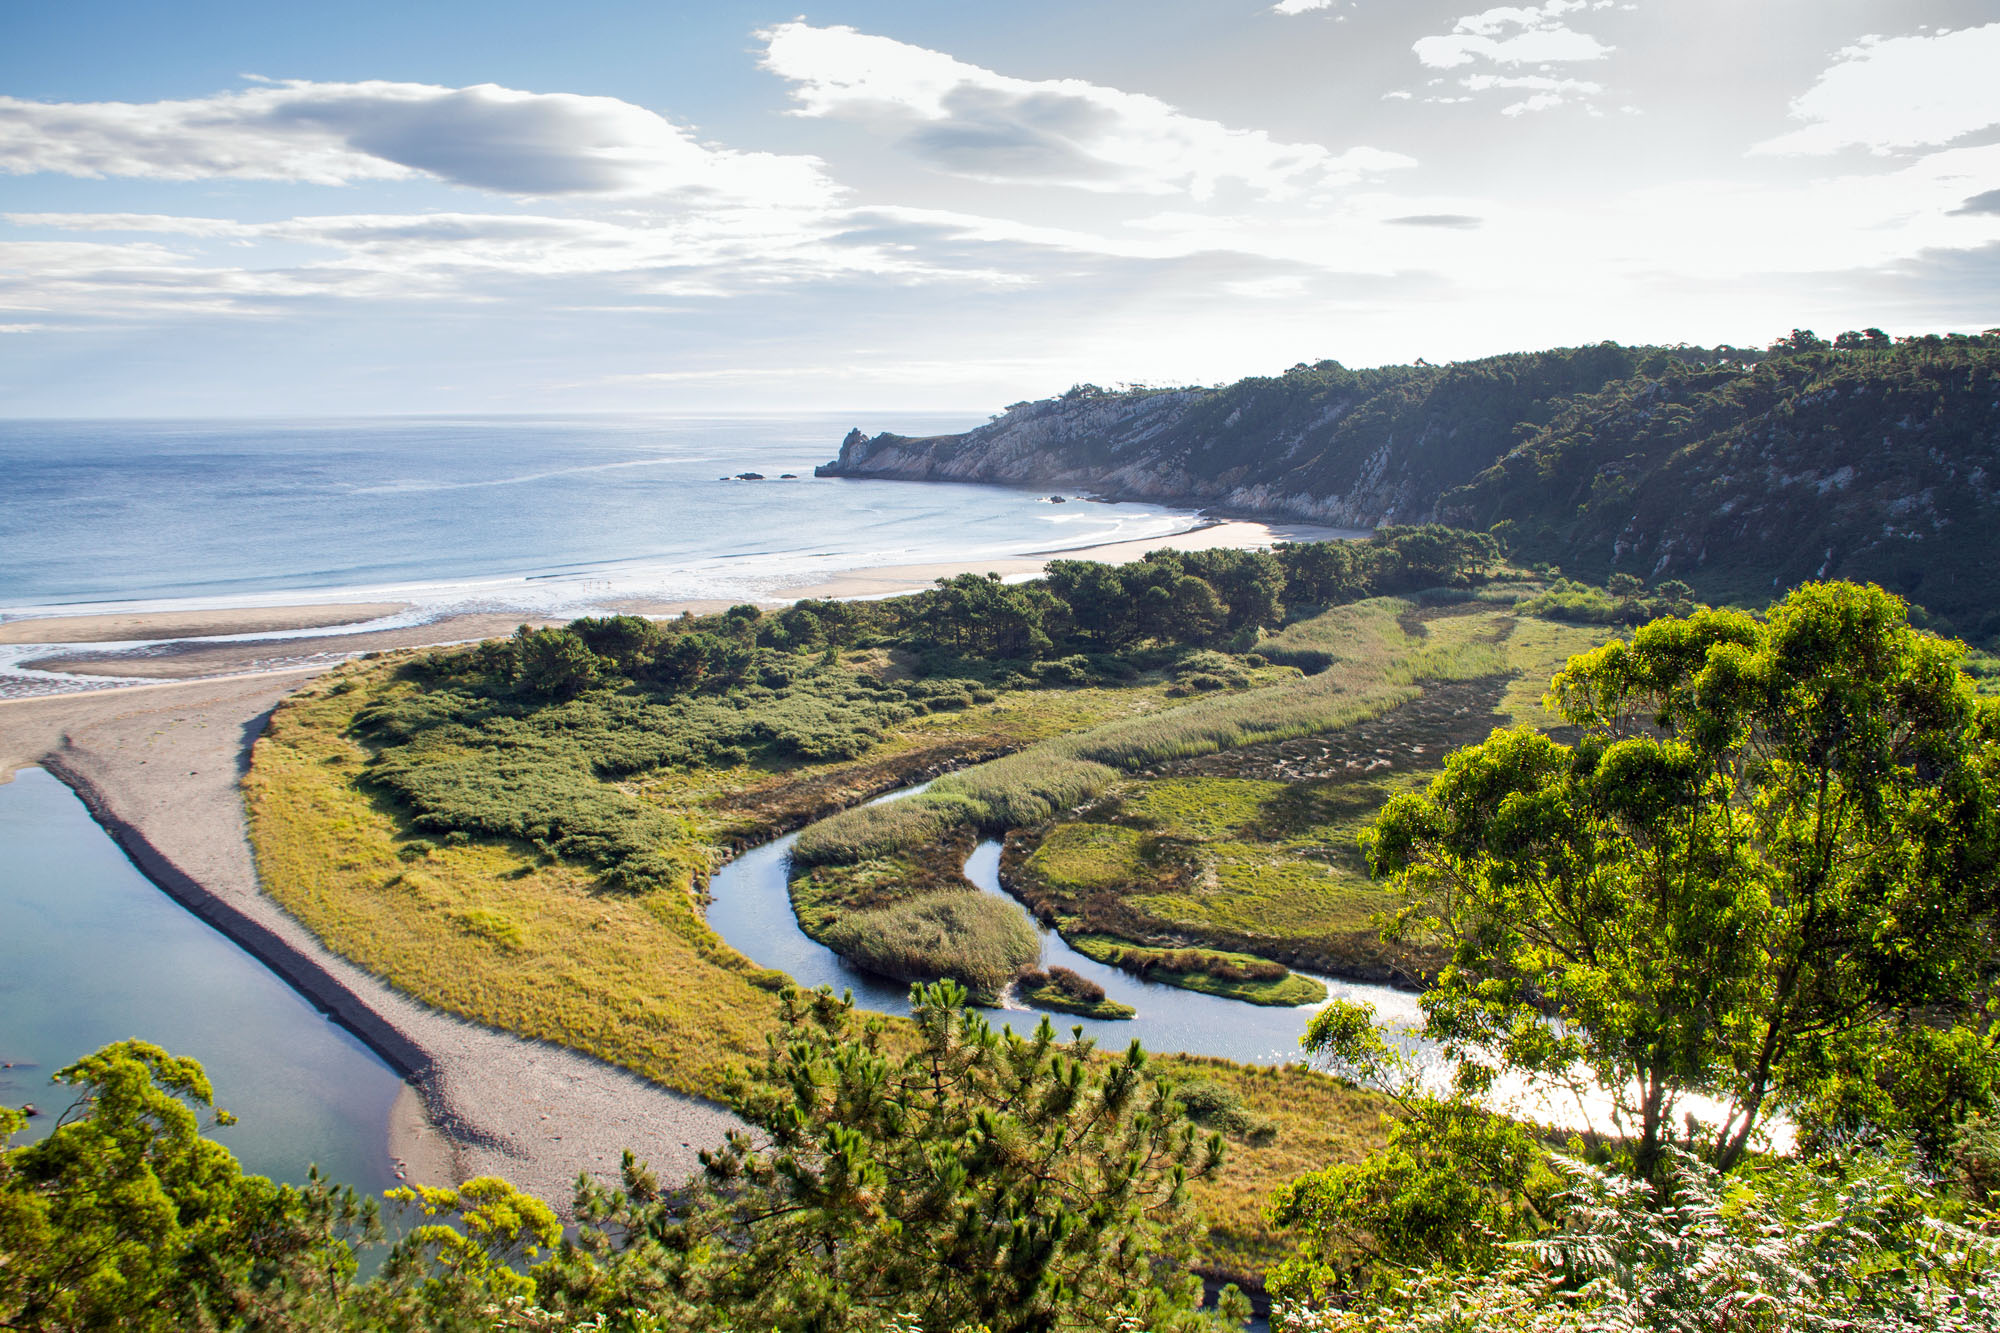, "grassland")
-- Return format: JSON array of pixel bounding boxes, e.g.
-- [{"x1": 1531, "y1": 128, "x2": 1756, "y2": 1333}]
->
[{"x1": 1003, "y1": 602, "x2": 1617, "y2": 986}]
